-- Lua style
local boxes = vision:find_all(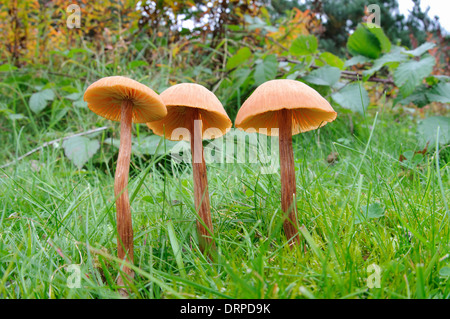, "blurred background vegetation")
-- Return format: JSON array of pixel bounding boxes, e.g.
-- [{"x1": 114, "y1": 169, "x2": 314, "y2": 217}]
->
[{"x1": 0, "y1": 0, "x2": 448, "y2": 167}]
